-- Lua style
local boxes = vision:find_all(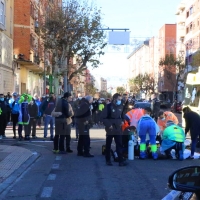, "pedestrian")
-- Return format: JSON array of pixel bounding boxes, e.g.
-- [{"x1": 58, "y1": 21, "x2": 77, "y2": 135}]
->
[
  {"x1": 0, "y1": 93, "x2": 8, "y2": 139},
  {"x1": 5, "y1": 92, "x2": 12, "y2": 125},
  {"x1": 183, "y1": 106, "x2": 200, "y2": 159},
  {"x1": 122, "y1": 93, "x2": 132, "y2": 118},
  {"x1": 18, "y1": 93, "x2": 32, "y2": 140},
  {"x1": 76, "y1": 95, "x2": 94, "y2": 157},
  {"x1": 137, "y1": 107, "x2": 159, "y2": 160},
  {"x1": 157, "y1": 111, "x2": 179, "y2": 131},
  {"x1": 65, "y1": 92, "x2": 74, "y2": 153},
  {"x1": 73, "y1": 93, "x2": 82, "y2": 141},
  {"x1": 101, "y1": 93, "x2": 127, "y2": 166},
  {"x1": 151, "y1": 94, "x2": 160, "y2": 122},
  {"x1": 40, "y1": 93, "x2": 56, "y2": 140},
  {"x1": 9, "y1": 92, "x2": 20, "y2": 139},
  {"x1": 33, "y1": 93, "x2": 42, "y2": 128},
  {"x1": 161, "y1": 120, "x2": 185, "y2": 160},
  {"x1": 52, "y1": 92, "x2": 72, "y2": 154},
  {"x1": 28, "y1": 98, "x2": 38, "y2": 138}
]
